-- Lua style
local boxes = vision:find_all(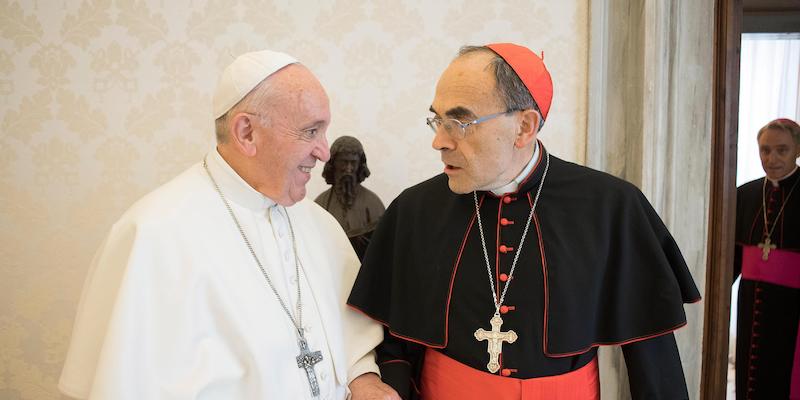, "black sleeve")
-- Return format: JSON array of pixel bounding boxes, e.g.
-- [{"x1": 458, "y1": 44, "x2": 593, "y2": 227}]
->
[
  {"x1": 622, "y1": 333, "x2": 689, "y2": 400},
  {"x1": 376, "y1": 328, "x2": 424, "y2": 400}
]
